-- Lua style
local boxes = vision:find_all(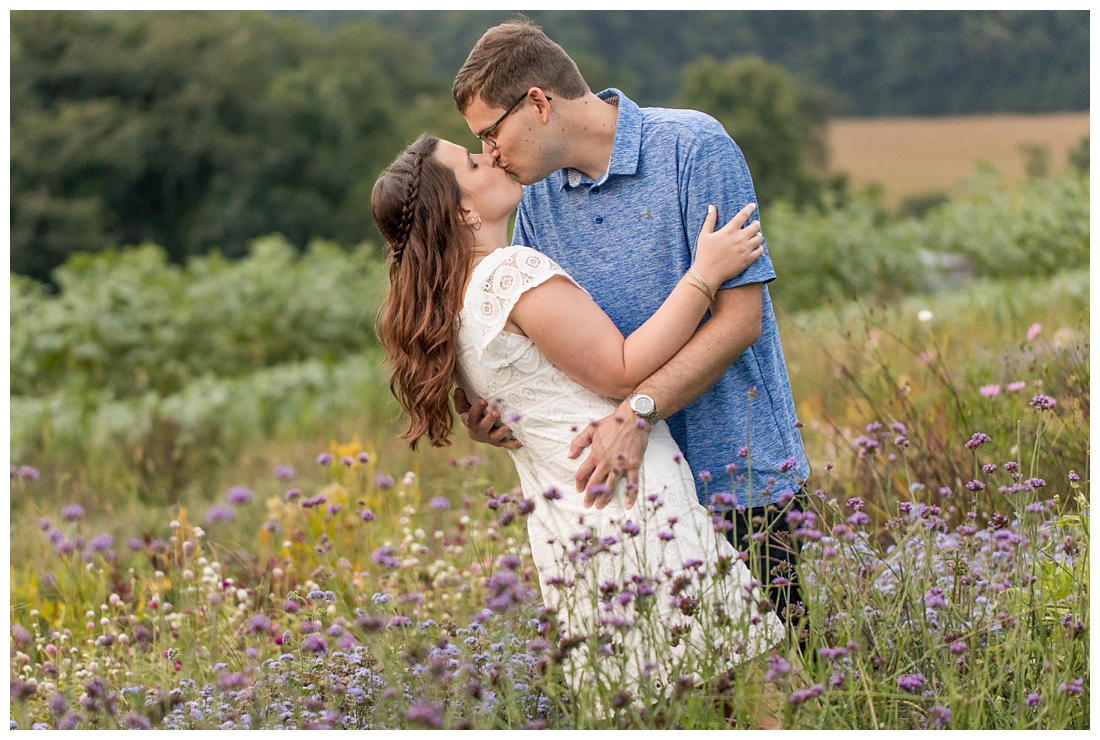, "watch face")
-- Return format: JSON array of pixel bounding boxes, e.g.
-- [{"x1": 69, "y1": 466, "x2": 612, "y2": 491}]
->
[{"x1": 633, "y1": 395, "x2": 655, "y2": 416}]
